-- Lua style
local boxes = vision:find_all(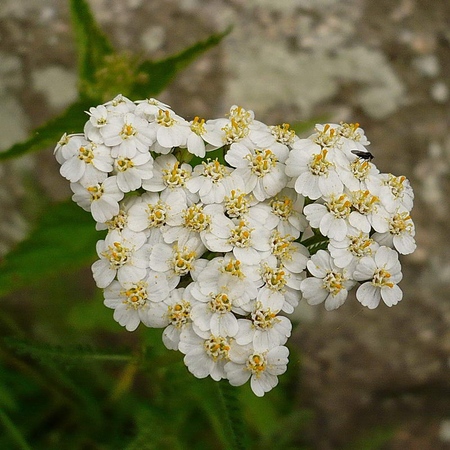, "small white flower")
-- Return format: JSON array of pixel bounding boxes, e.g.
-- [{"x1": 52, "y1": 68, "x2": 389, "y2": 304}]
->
[
  {"x1": 135, "y1": 98, "x2": 172, "y2": 120},
  {"x1": 328, "y1": 227, "x2": 379, "y2": 273},
  {"x1": 304, "y1": 193, "x2": 352, "y2": 241},
  {"x1": 222, "y1": 189, "x2": 271, "y2": 224},
  {"x1": 267, "y1": 188, "x2": 307, "y2": 239},
  {"x1": 204, "y1": 105, "x2": 256, "y2": 146},
  {"x1": 127, "y1": 190, "x2": 186, "y2": 238},
  {"x1": 225, "y1": 343, "x2": 289, "y2": 397},
  {"x1": 203, "y1": 212, "x2": 272, "y2": 264},
  {"x1": 70, "y1": 176, "x2": 124, "y2": 223},
  {"x1": 337, "y1": 156, "x2": 381, "y2": 192},
  {"x1": 286, "y1": 141, "x2": 344, "y2": 200},
  {"x1": 268, "y1": 232, "x2": 309, "y2": 275},
  {"x1": 95, "y1": 195, "x2": 141, "y2": 232},
  {"x1": 353, "y1": 246, "x2": 403, "y2": 309},
  {"x1": 113, "y1": 151, "x2": 154, "y2": 193},
  {"x1": 101, "y1": 112, "x2": 154, "y2": 157},
  {"x1": 372, "y1": 208, "x2": 416, "y2": 255},
  {"x1": 179, "y1": 326, "x2": 231, "y2": 381},
  {"x1": 142, "y1": 154, "x2": 198, "y2": 204},
  {"x1": 59, "y1": 136, "x2": 113, "y2": 185},
  {"x1": 348, "y1": 189, "x2": 390, "y2": 234},
  {"x1": 335, "y1": 122, "x2": 371, "y2": 159},
  {"x1": 161, "y1": 202, "x2": 213, "y2": 247},
  {"x1": 161, "y1": 286, "x2": 198, "y2": 350},
  {"x1": 91, "y1": 229, "x2": 149, "y2": 288},
  {"x1": 149, "y1": 237, "x2": 206, "y2": 290},
  {"x1": 259, "y1": 256, "x2": 304, "y2": 313},
  {"x1": 196, "y1": 256, "x2": 261, "y2": 308},
  {"x1": 190, "y1": 280, "x2": 241, "y2": 337},
  {"x1": 225, "y1": 138, "x2": 289, "y2": 201},
  {"x1": 301, "y1": 250, "x2": 355, "y2": 311},
  {"x1": 235, "y1": 304, "x2": 292, "y2": 352},
  {"x1": 249, "y1": 122, "x2": 298, "y2": 148},
  {"x1": 148, "y1": 108, "x2": 190, "y2": 150},
  {"x1": 104, "y1": 94, "x2": 136, "y2": 115},
  {"x1": 186, "y1": 159, "x2": 241, "y2": 204},
  {"x1": 373, "y1": 173, "x2": 414, "y2": 213},
  {"x1": 104, "y1": 271, "x2": 170, "y2": 331}
]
